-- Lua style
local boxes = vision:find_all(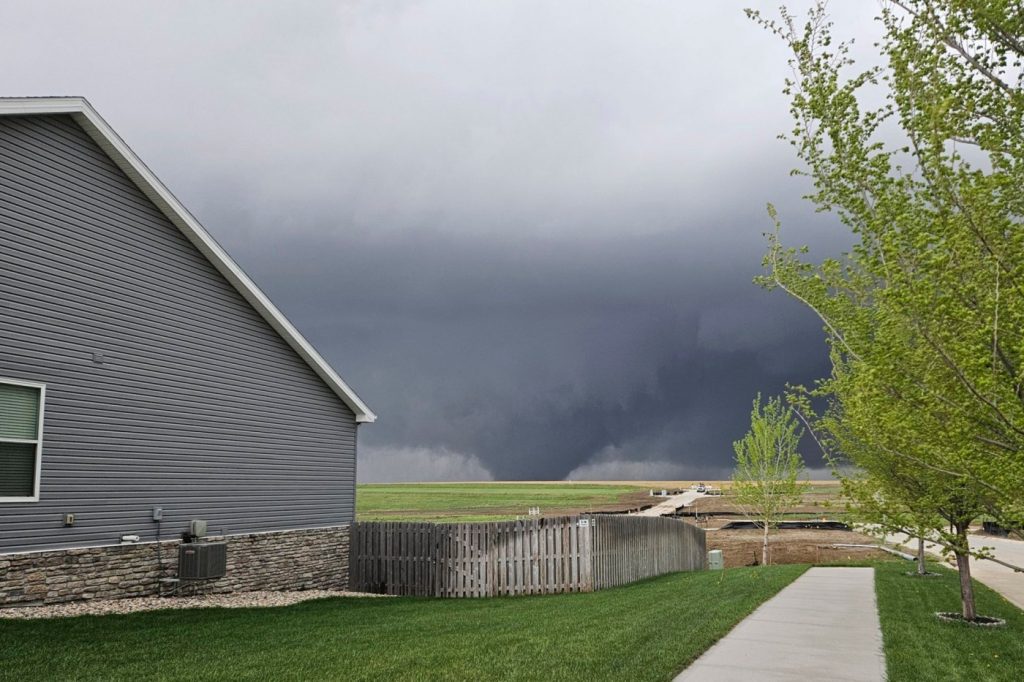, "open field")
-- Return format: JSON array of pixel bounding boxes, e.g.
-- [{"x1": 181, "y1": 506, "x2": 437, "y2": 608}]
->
[
  {"x1": 356, "y1": 480, "x2": 846, "y2": 524},
  {"x1": 0, "y1": 565, "x2": 806, "y2": 682},
  {"x1": 356, "y1": 482, "x2": 655, "y2": 522}
]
